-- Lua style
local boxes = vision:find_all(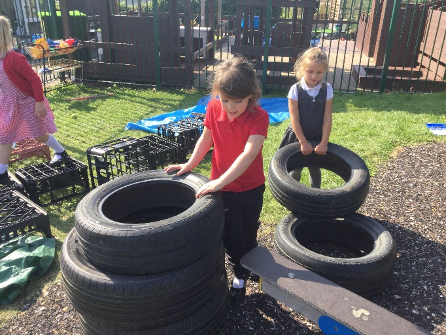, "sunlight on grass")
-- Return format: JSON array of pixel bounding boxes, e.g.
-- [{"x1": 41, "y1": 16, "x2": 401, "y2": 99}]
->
[{"x1": 1, "y1": 84, "x2": 445, "y2": 322}]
